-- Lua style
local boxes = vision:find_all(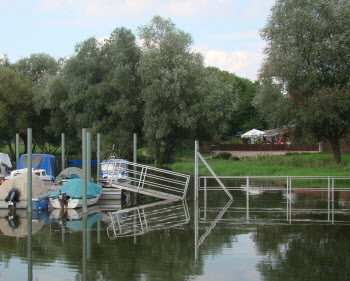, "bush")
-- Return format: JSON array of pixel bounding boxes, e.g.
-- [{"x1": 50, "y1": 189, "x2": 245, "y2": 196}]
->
[
  {"x1": 230, "y1": 156, "x2": 240, "y2": 161},
  {"x1": 212, "y1": 152, "x2": 232, "y2": 160}
]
